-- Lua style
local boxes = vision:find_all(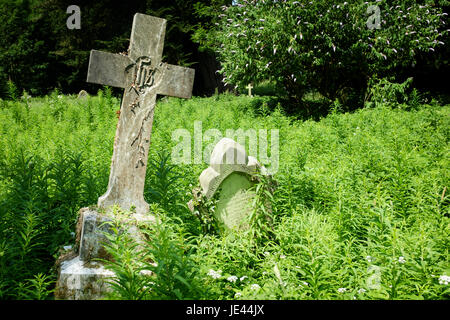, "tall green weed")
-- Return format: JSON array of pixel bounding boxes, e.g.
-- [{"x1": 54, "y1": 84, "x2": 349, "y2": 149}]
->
[{"x1": 0, "y1": 91, "x2": 448, "y2": 300}]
